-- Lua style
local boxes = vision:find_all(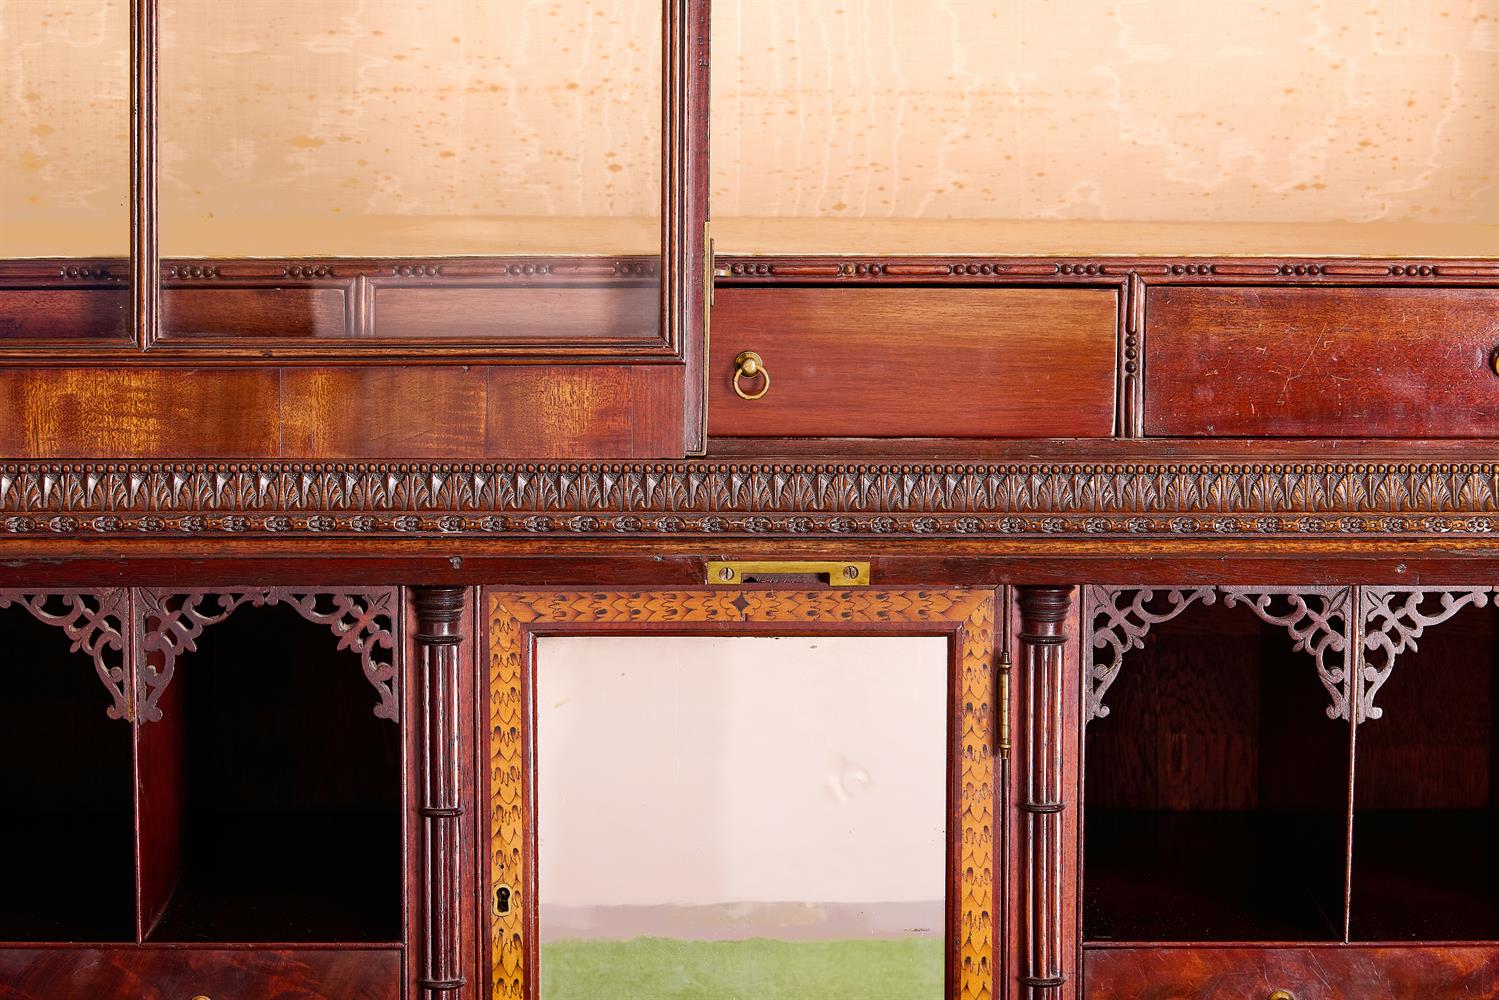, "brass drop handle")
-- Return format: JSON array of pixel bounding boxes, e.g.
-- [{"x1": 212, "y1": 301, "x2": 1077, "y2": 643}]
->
[
  {"x1": 1268, "y1": 991, "x2": 1295, "y2": 1000},
  {"x1": 733, "y1": 351, "x2": 771, "y2": 401},
  {"x1": 191, "y1": 995, "x2": 213, "y2": 1000}
]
